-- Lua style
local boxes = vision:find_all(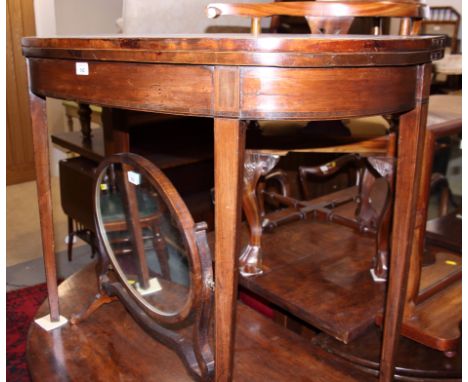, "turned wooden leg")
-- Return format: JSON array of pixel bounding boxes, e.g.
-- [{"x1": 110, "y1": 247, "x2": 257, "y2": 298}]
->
[
  {"x1": 239, "y1": 150, "x2": 280, "y2": 277},
  {"x1": 78, "y1": 103, "x2": 92, "y2": 141},
  {"x1": 66, "y1": 114, "x2": 74, "y2": 132}
]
